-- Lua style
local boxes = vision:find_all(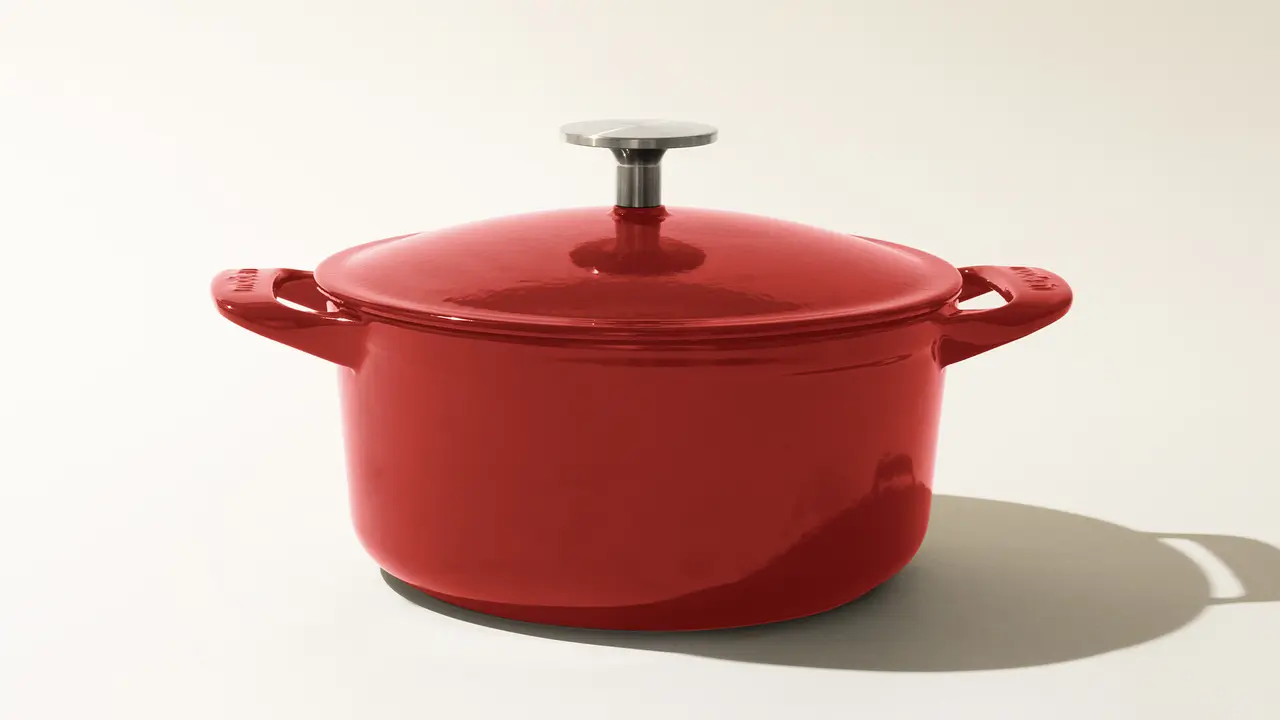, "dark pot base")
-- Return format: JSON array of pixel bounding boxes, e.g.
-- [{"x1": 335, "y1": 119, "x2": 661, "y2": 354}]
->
[
  {"x1": 378, "y1": 484, "x2": 932, "y2": 632},
  {"x1": 379, "y1": 567, "x2": 896, "y2": 632}
]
